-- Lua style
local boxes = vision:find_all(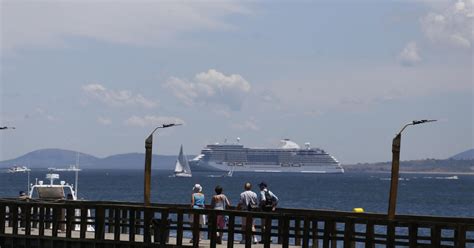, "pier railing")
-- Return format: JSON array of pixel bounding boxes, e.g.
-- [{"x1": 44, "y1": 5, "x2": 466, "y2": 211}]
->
[{"x1": 0, "y1": 198, "x2": 473, "y2": 248}]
